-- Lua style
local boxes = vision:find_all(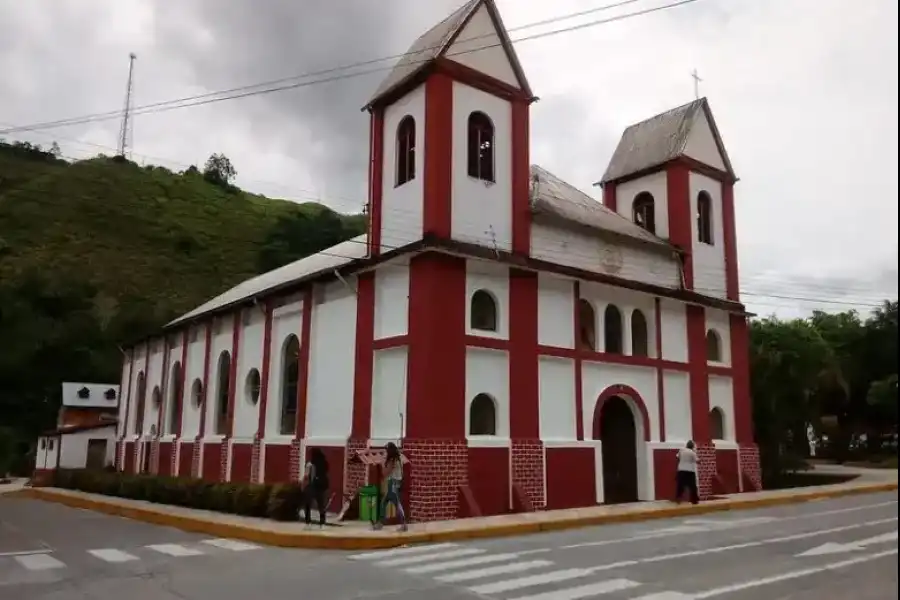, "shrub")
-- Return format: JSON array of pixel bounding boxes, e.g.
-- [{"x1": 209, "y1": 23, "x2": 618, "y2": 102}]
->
[{"x1": 49, "y1": 468, "x2": 301, "y2": 521}]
